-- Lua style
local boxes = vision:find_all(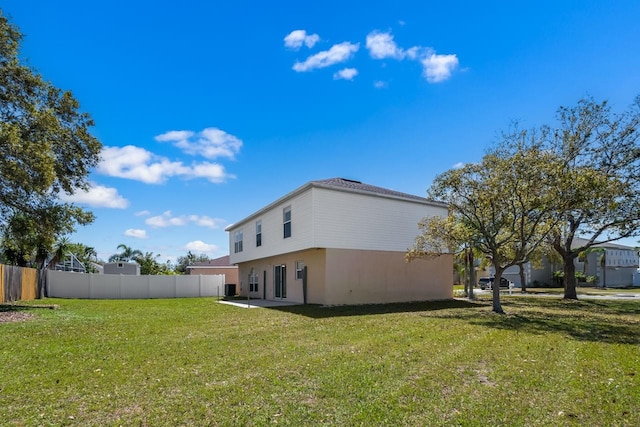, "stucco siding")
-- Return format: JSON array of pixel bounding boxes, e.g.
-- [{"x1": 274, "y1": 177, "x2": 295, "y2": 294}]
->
[
  {"x1": 188, "y1": 267, "x2": 239, "y2": 286},
  {"x1": 323, "y1": 249, "x2": 453, "y2": 305},
  {"x1": 312, "y1": 187, "x2": 446, "y2": 252},
  {"x1": 236, "y1": 248, "x2": 326, "y2": 304}
]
